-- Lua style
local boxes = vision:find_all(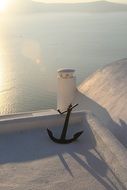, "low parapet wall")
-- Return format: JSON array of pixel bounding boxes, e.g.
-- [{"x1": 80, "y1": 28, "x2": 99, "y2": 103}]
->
[
  {"x1": 86, "y1": 113, "x2": 127, "y2": 190},
  {"x1": 0, "y1": 110, "x2": 84, "y2": 134}
]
